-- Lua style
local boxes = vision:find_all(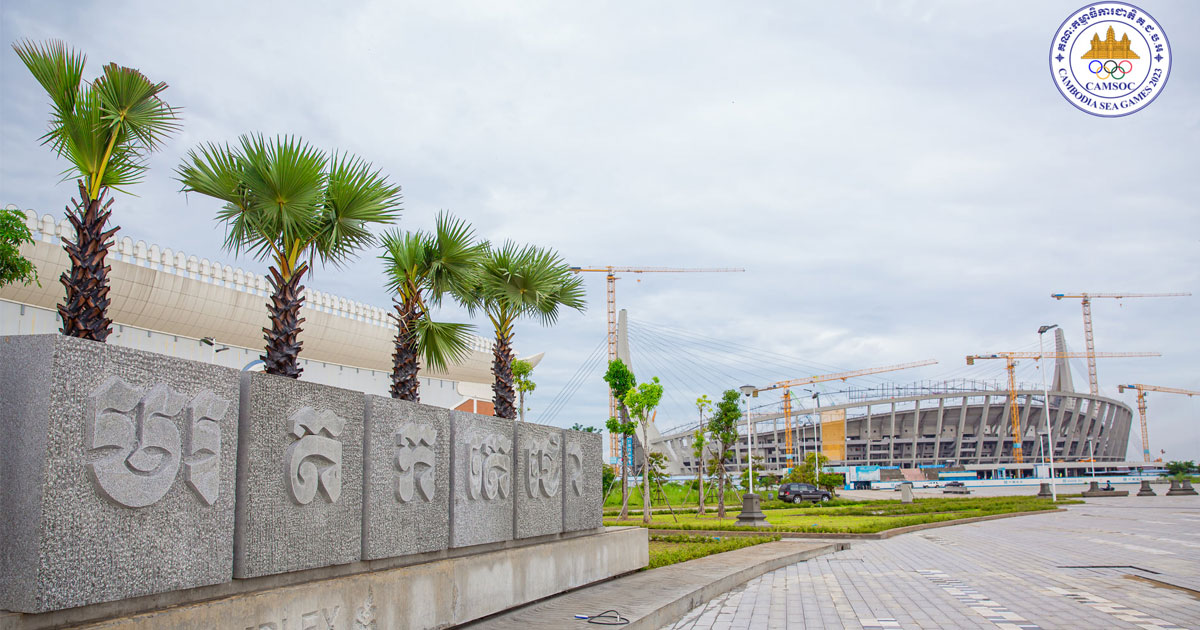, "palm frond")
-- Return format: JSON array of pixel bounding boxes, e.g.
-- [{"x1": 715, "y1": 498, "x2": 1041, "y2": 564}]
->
[
  {"x1": 427, "y1": 211, "x2": 484, "y2": 305},
  {"x1": 15, "y1": 40, "x2": 179, "y2": 196},
  {"x1": 379, "y1": 227, "x2": 433, "y2": 298},
  {"x1": 94, "y1": 62, "x2": 181, "y2": 153},
  {"x1": 472, "y1": 240, "x2": 587, "y2": 335},
  {"x1": 12, "y1": 40, "x2": 84, "y2": 157},
  {"x1": 316, "y1": 151, "x2": 402, "y2": 266},
  {"x1": 414, "y1": 318, "x2": 475, "y2": 373},
  {"x1": 236, "y1": 134, "x2": 326, "y2": 266}
]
